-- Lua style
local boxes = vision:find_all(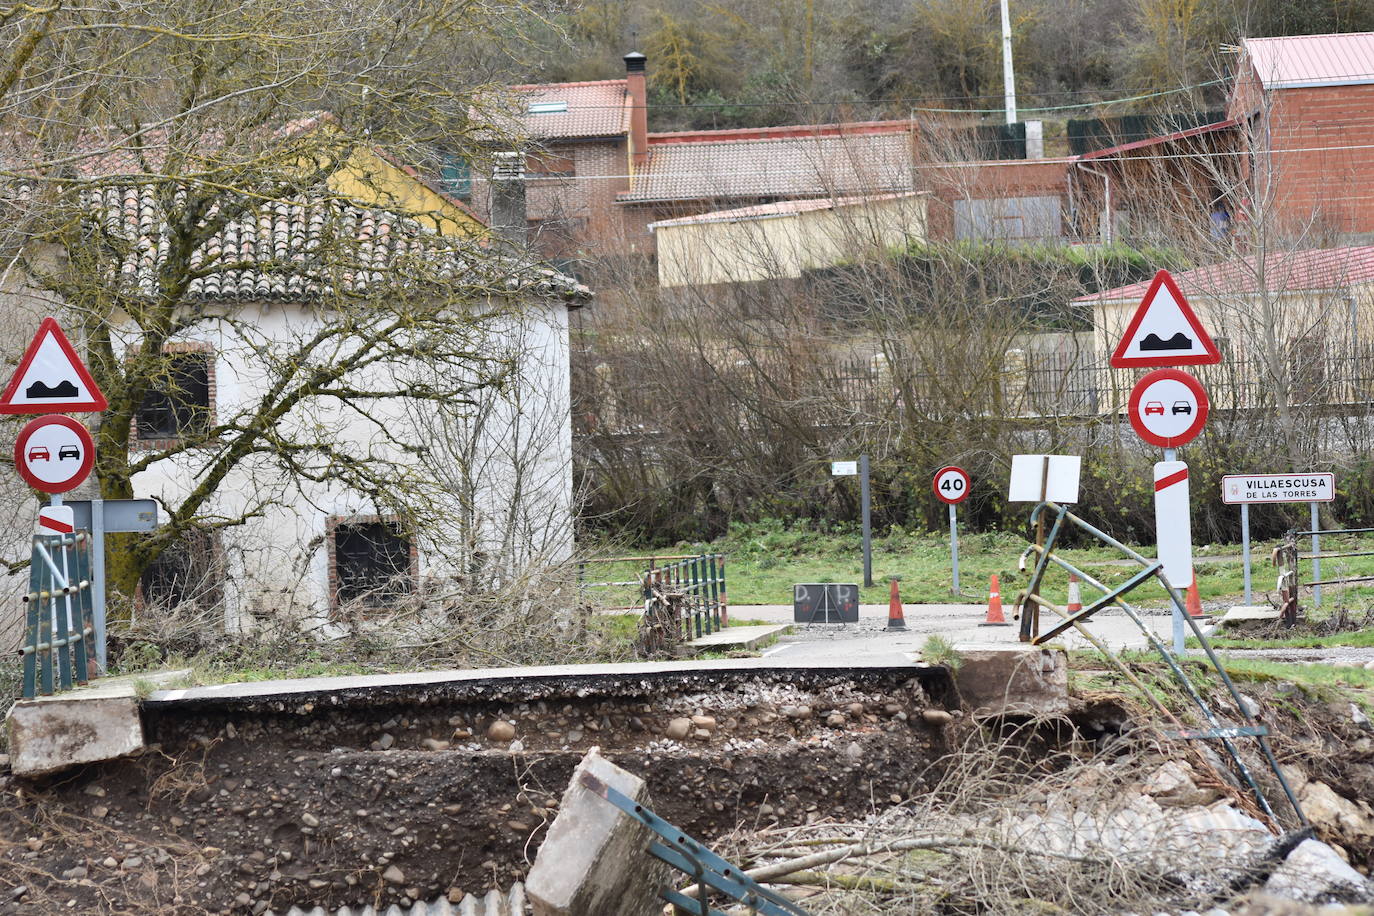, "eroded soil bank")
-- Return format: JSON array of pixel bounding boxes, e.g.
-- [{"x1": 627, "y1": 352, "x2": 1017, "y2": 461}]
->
[
  {"x1": 0, "y1": 666, "x2": 957, "y2": 914},
  {"x1": 0, "y1": 664, "x2": 1371, "y2": 915}
]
